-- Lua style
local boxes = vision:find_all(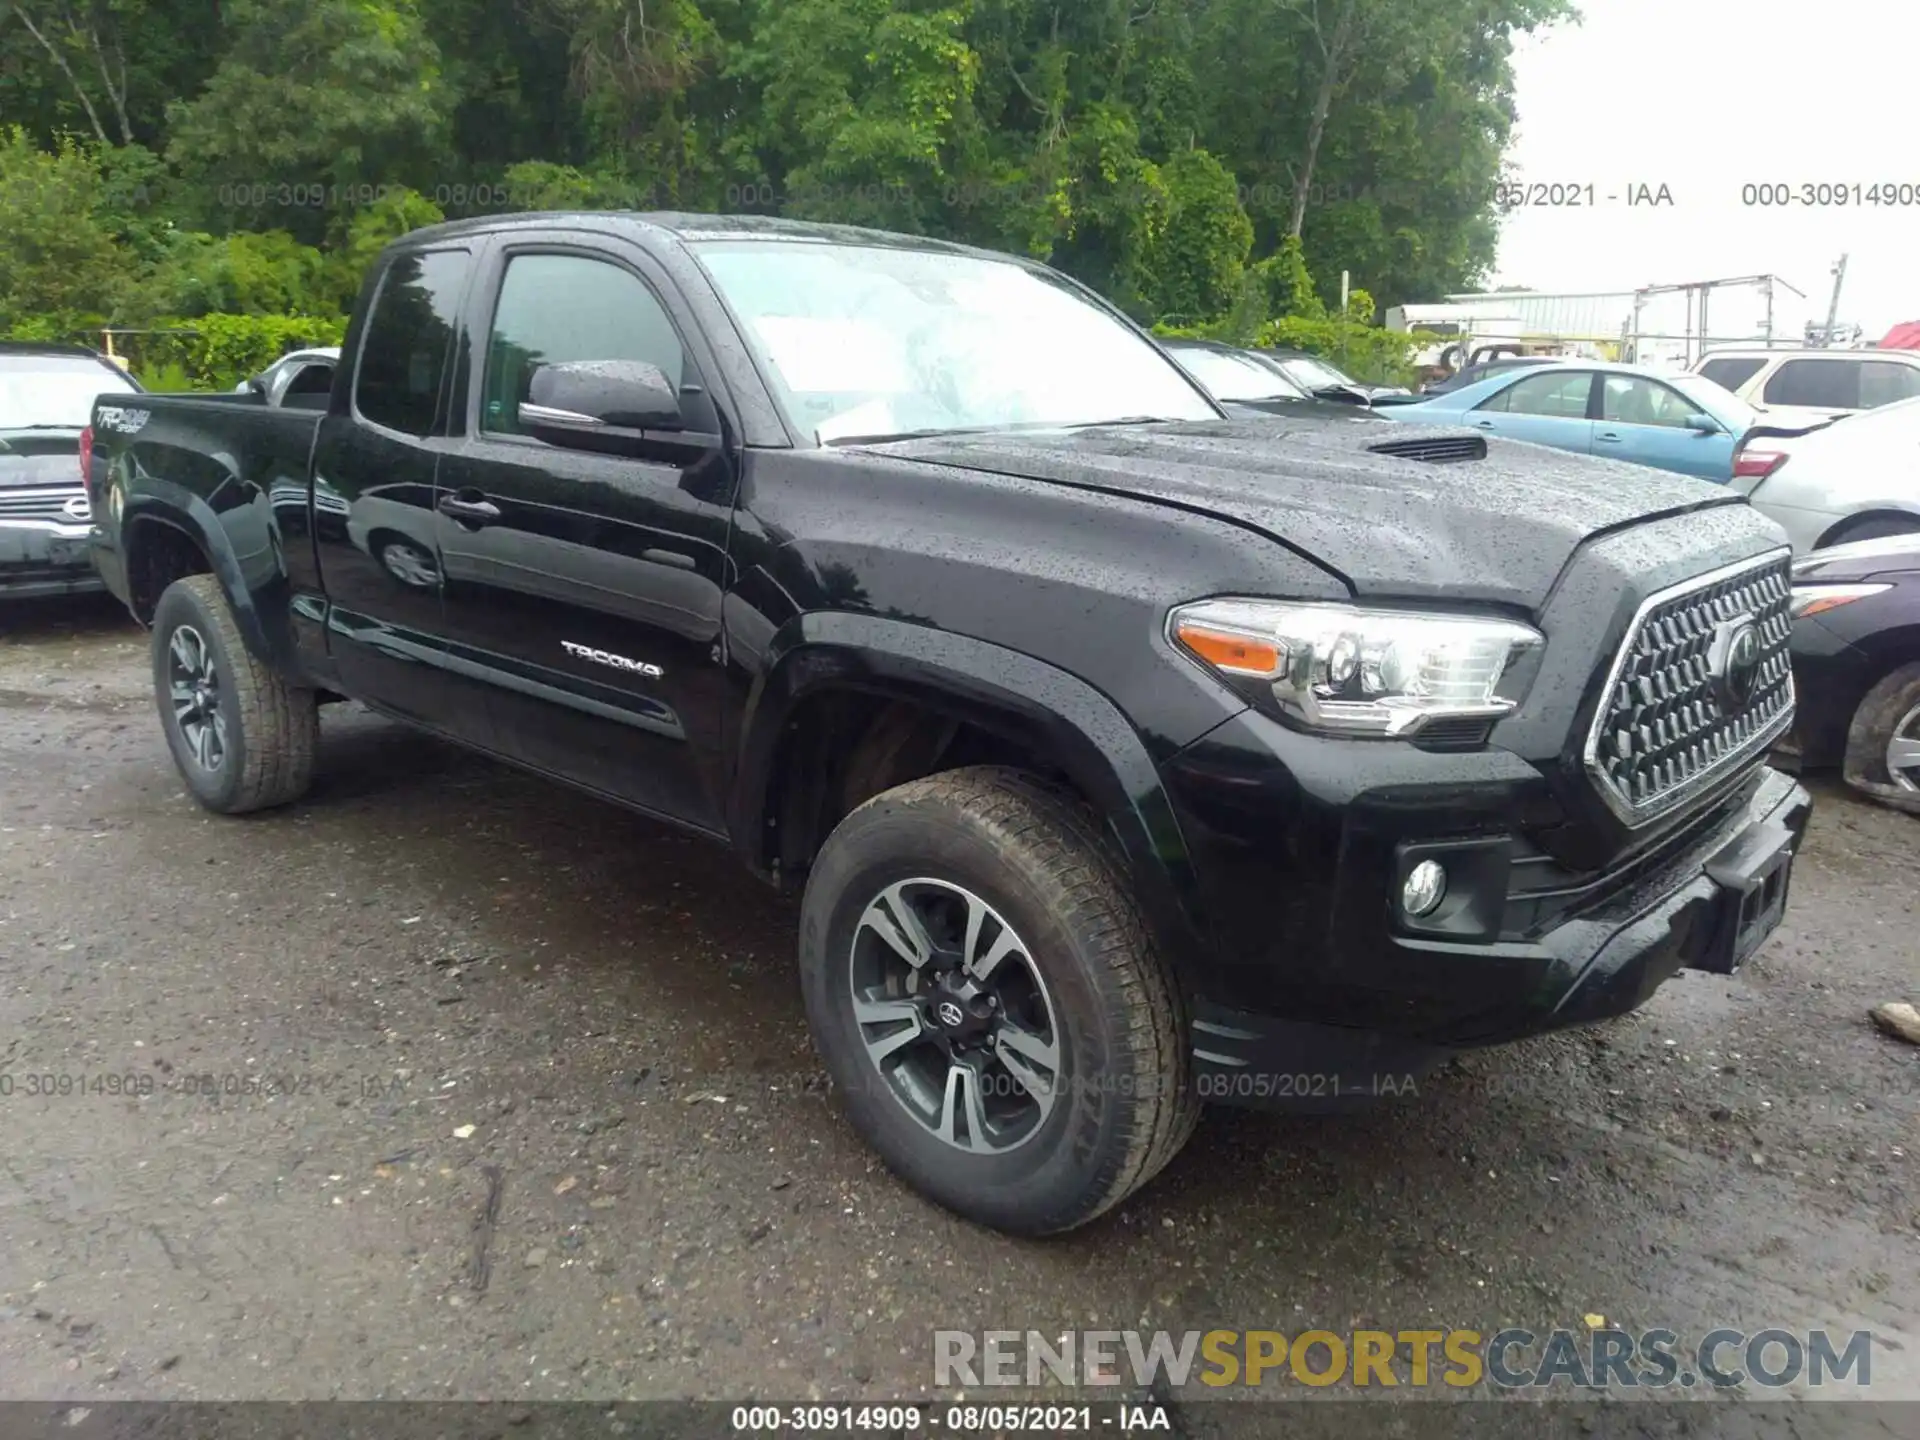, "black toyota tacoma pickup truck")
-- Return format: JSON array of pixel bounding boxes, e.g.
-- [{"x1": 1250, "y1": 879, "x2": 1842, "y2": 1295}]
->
[{"x1": 87, "y1": 212, "x2": 1810, "y2": 1235}]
